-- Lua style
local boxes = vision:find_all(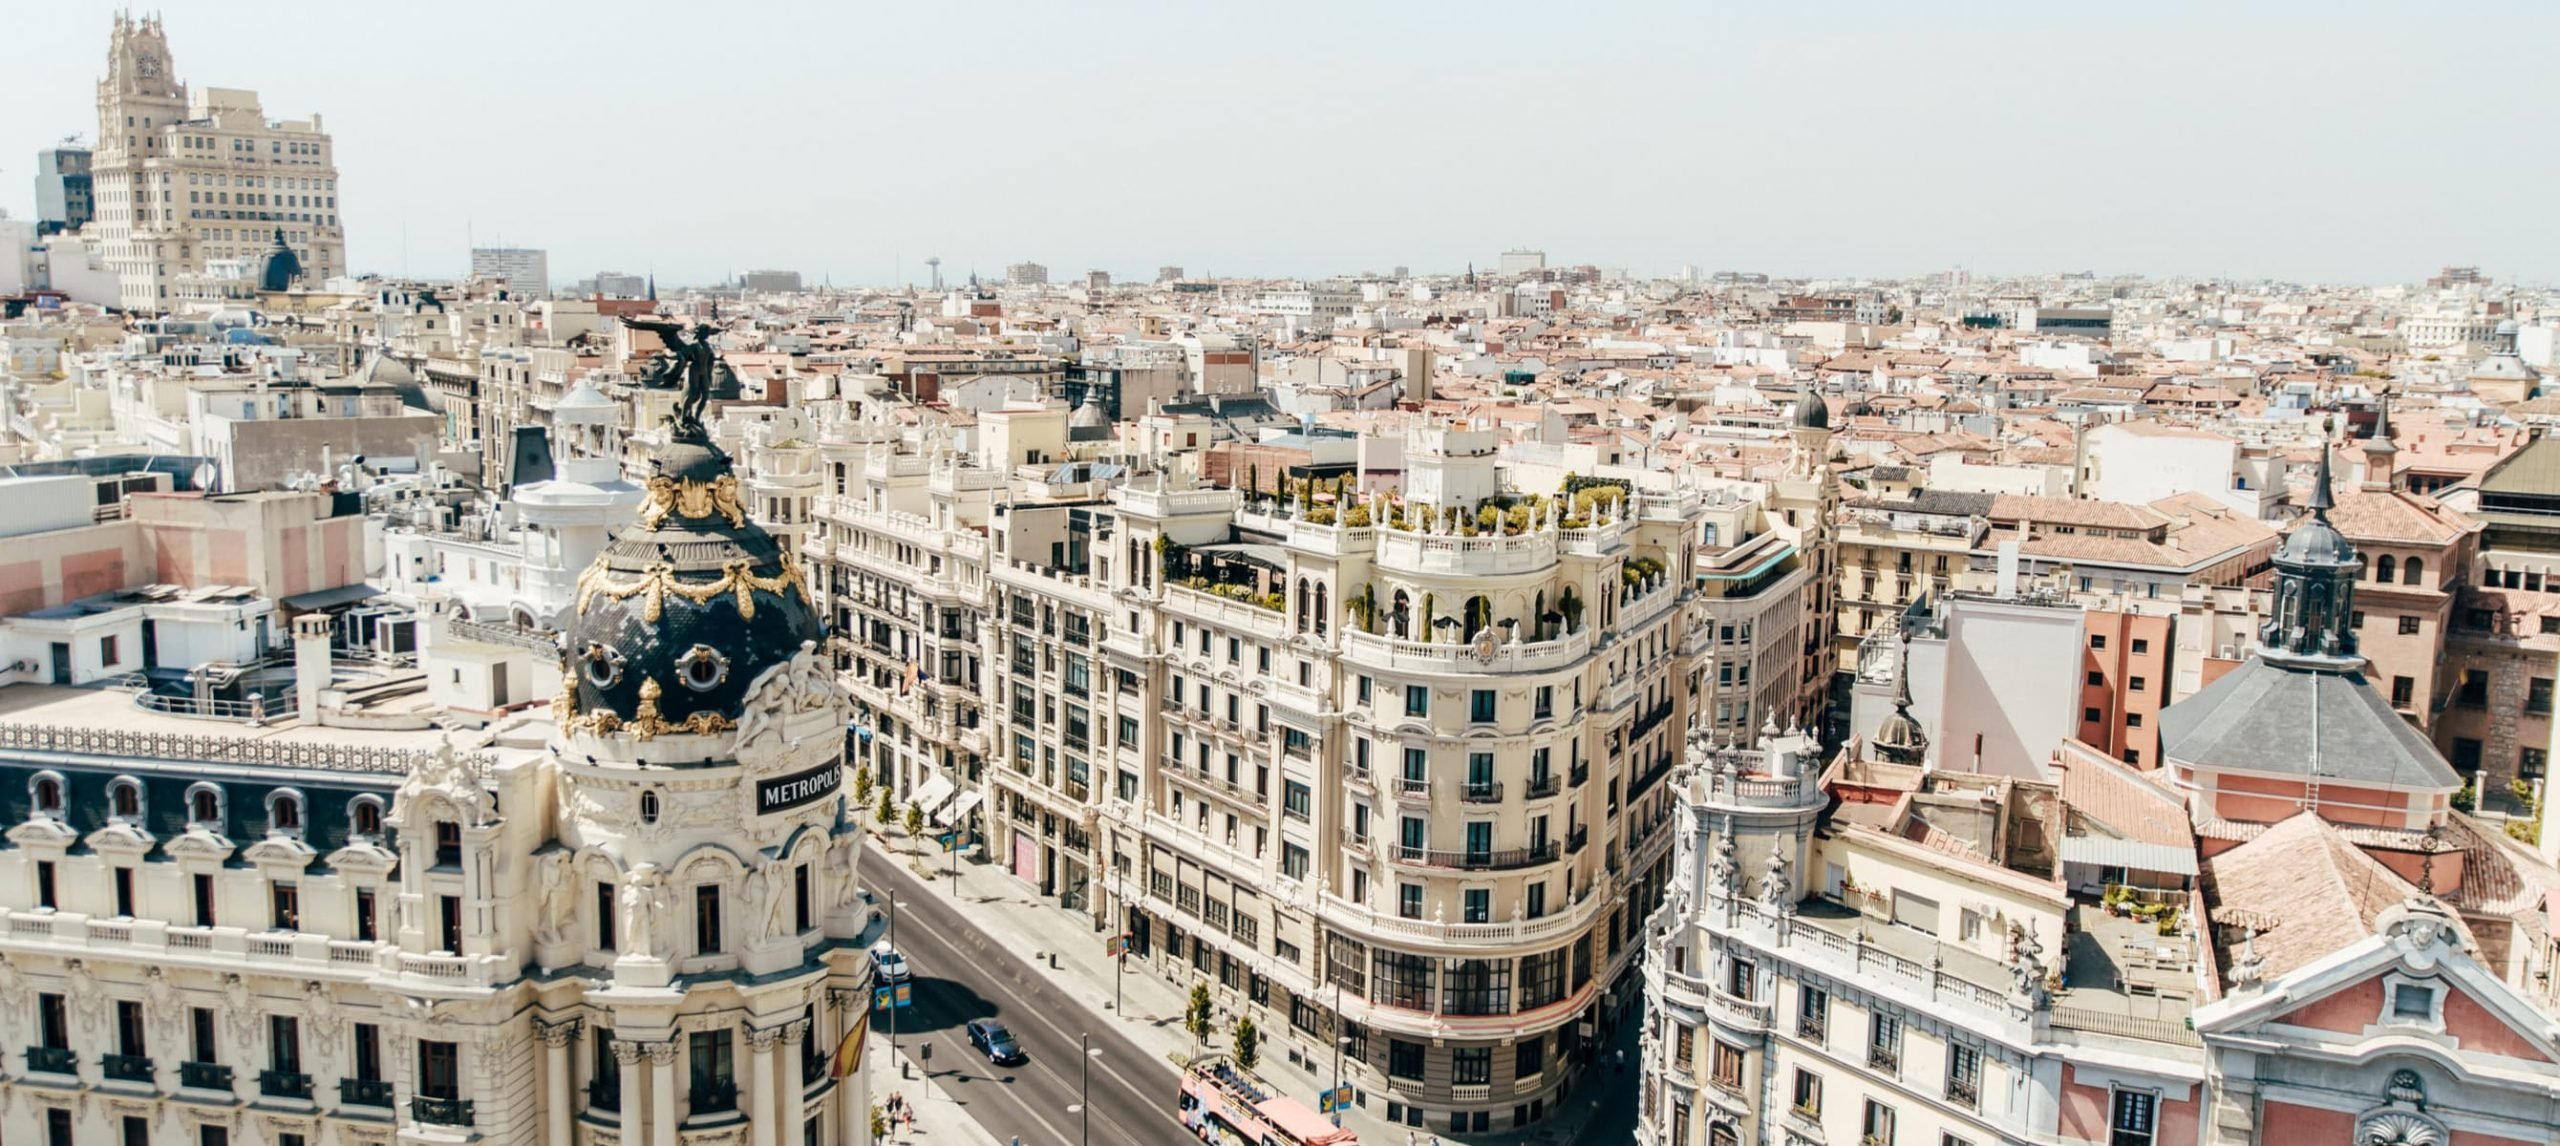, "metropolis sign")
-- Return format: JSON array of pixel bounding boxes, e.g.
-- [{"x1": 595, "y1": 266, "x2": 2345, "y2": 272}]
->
[{"x1": 756, "y1": 762, "x2": 843, "y2": 815}]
